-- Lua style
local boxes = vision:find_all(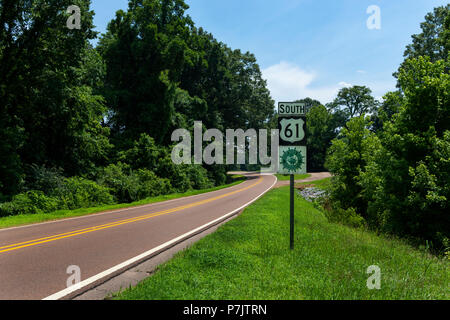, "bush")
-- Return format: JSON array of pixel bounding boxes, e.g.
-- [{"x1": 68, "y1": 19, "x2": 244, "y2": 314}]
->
[
  {"x1": 325, "y1": 116, "x2": 377, "y2": 217},
  {"x1": 56, "y1": 177, "x2": 114, "y2": 210},
  {"x1": 0, "y1": 191, "x2": 60, "y2": 216},
  {"x1": 118, "y1": 133, "x2": 161, "y2": 170},
  {"x1": 96, "y1": 163, "x2": 138, "y2": 203},
  {"x1": 24, "y1": 164, "x2": 65, "y2": 195},
  {"x1": 184, "y1": 165, "x2": 214, "y2": 190},
  {"x1": 97, "y1": 163, "x2": 175, "y2": 203},
  {"x1": 135, "y1": 169, "x2": 173, "y2": 199},
  {"x1": 324, "y1": 205, "x2": 367, "y2": 229}
]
